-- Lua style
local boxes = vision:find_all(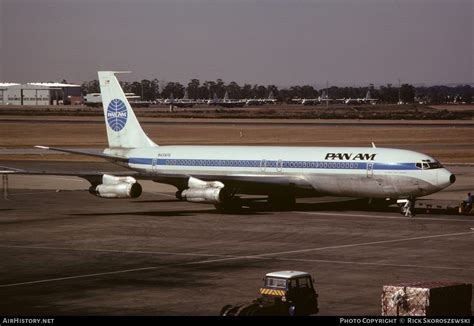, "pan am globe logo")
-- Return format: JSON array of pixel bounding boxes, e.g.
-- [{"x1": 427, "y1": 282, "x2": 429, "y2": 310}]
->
[{"x1": 107, "y1": 99, "x2": 128, "y2": 132}]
